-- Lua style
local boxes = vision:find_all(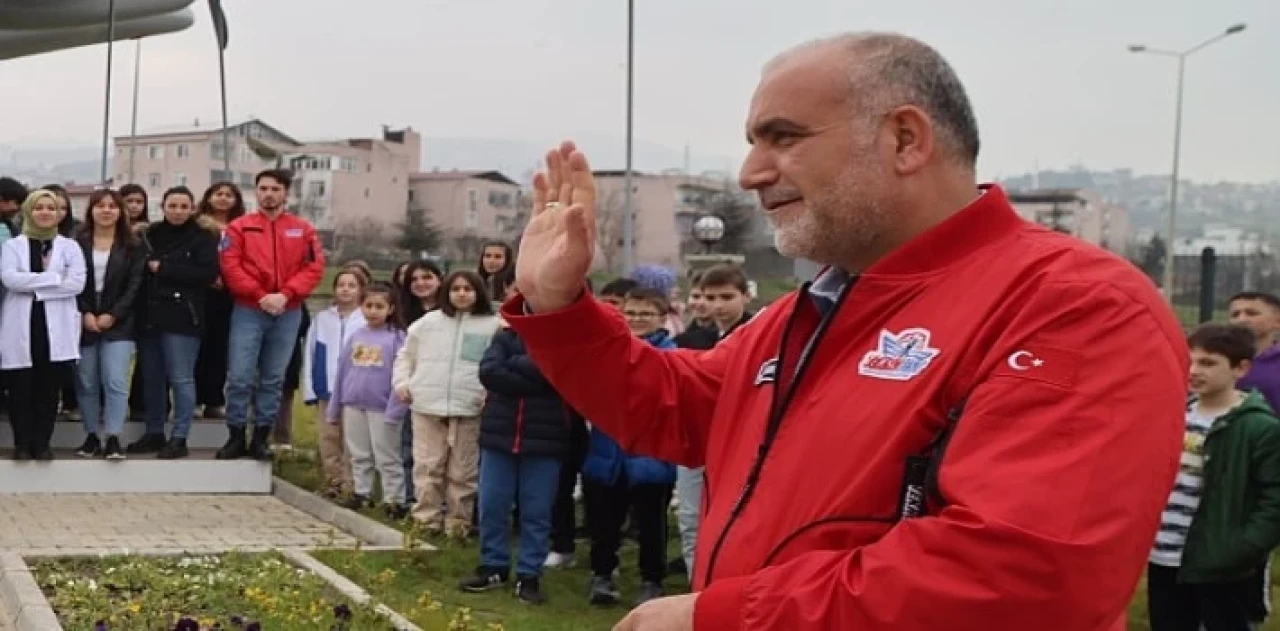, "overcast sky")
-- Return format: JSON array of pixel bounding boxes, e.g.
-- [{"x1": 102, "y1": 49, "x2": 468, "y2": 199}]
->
[{"x1": 2, "y1": 0, "x2": 1276, "y2": 183}]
